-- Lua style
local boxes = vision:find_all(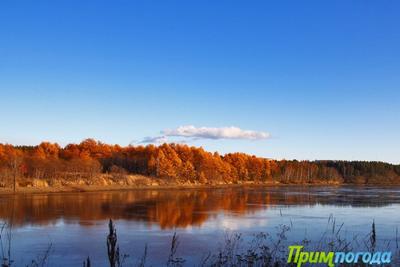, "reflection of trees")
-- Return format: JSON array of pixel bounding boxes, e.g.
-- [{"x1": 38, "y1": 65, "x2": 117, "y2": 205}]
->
[{"x1": 0, "y1": 187, "x2": 397, "y2": 228}]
